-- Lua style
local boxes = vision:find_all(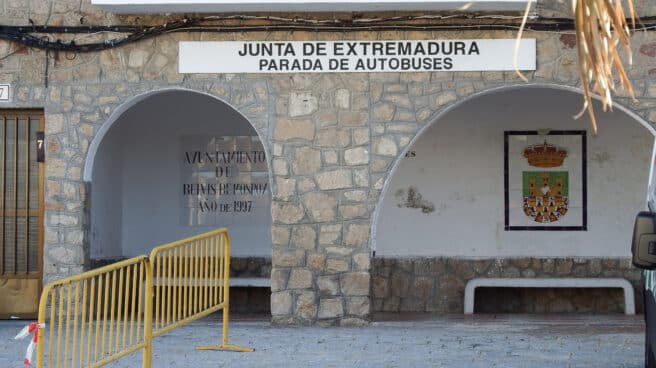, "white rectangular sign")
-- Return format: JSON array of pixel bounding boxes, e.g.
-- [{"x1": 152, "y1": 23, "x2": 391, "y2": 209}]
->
[
  {"x1": 0, "y1": 84, "x2": 9, "y2": 101},
  {"x1": 179, "y1": 39, "x2": 535, "y2": 74}
]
